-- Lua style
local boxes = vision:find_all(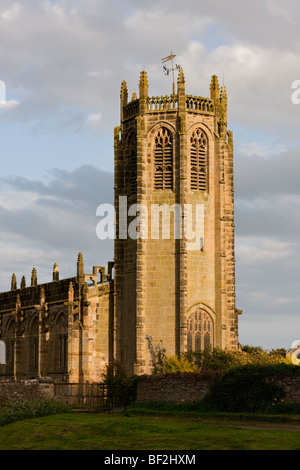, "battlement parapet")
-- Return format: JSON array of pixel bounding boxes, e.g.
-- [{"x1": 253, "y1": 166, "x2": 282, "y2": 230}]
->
[
  {"x1": 0, "y1": 277, "x2": 77, "y2": 313},
  {"x1": 122, "y1": 93, "x2": 215, "y2": 120},
  {"x1": 0, "y1": 255, "x2": 114, "y2": 314}
]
